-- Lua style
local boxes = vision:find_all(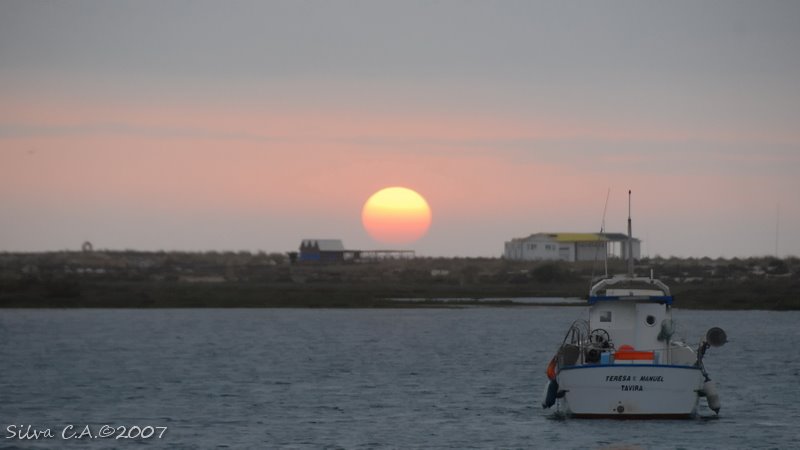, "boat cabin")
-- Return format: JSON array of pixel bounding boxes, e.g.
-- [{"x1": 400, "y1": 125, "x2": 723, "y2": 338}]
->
[{"x1": 587, "y1": 276, "x2": 675, "y2": 365}]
